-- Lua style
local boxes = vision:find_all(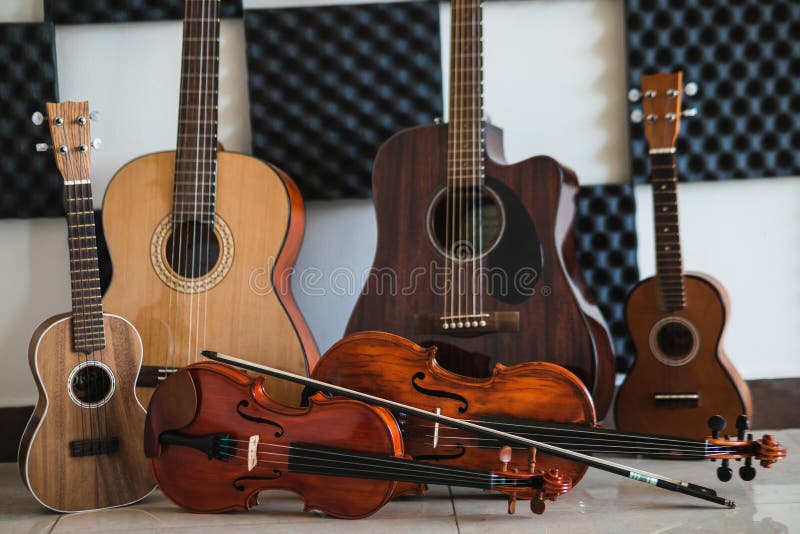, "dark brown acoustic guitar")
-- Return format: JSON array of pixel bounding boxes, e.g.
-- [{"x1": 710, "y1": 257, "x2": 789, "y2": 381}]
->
[
  {"x1": 615, "y1": 71, "x2": 752, "y2": 437},
  {"x1": 19, "y1": 101, "x2": 155, "y2": 512},
  {"x1": 102, "y1": 0, "x2": 318, "y2": 407},
  {"x1": 345, "y1": 0, "x2": 615, "y2": 416}
]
